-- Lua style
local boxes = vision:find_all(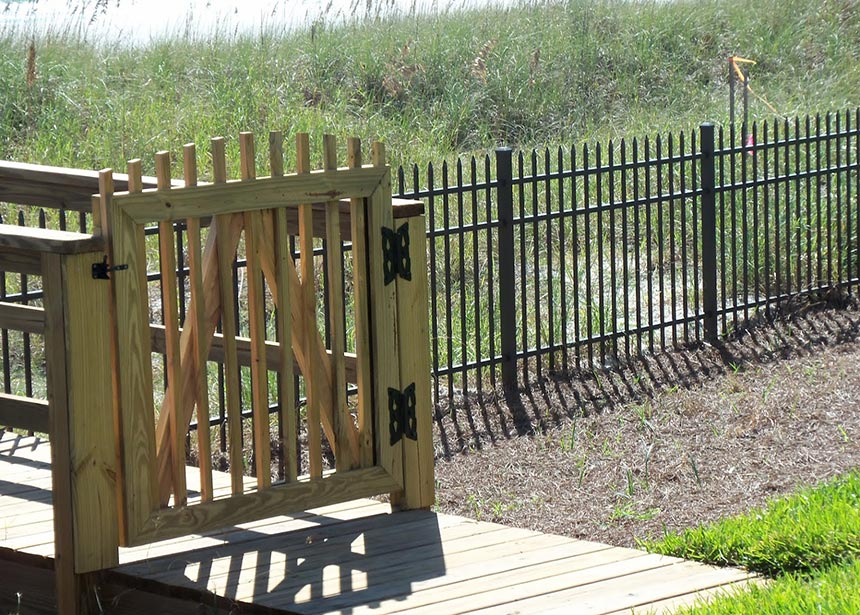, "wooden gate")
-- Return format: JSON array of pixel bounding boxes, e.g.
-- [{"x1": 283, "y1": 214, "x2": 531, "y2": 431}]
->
[{"x1": 98, "y1": 132, "x2": 433, "y2": 548}]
